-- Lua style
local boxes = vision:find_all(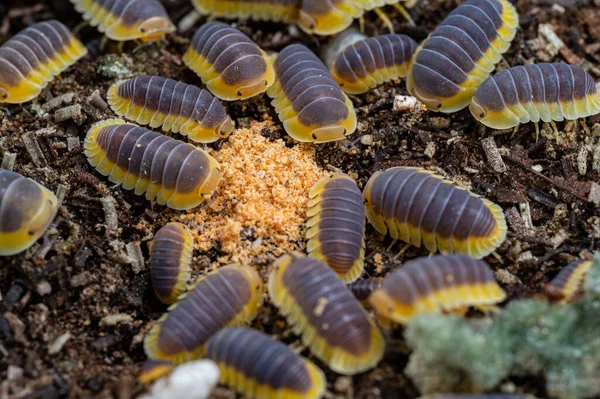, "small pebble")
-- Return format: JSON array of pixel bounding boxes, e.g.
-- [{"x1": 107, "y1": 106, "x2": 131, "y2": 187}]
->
[
  {"x1": 67, "y1": 137, "x2": 81, "y2": 152},
  {"x1": 71, "y1": 271, "x2": 92, "y2": 287},
  {"x1": 577, "y1": 146, "x2": 588, "y2": 175},
  {"x1": 334, "y1": 376, "x2": 352, "y2": 393},
  {"x1": 588, "y1": 182, "x2": 600, "y2": 206},
  {"x1": 393, "y1": 95, "x2": 420, "y2": 112},
  {"x1": 360, "y1": 135, "x2": 374, "y2": 145},
  {"x1": 494, "y1": 269, "x2": 521, "y2": 285},
  {"x1": 424, "y1": 141, "x2": 436, "y2": 159},
  {"x1": 48, "y1": 332, "x2": 72, "y2": 355},
  {"x1": 100, "y1": 313, "x2": 133, "y2": 327},
  {"x1": 429, "y1": 116, "x2": 450, "y2": 129},
  {"x1": 36, "y1": 281, "x2": 52, "y2": 296}
]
